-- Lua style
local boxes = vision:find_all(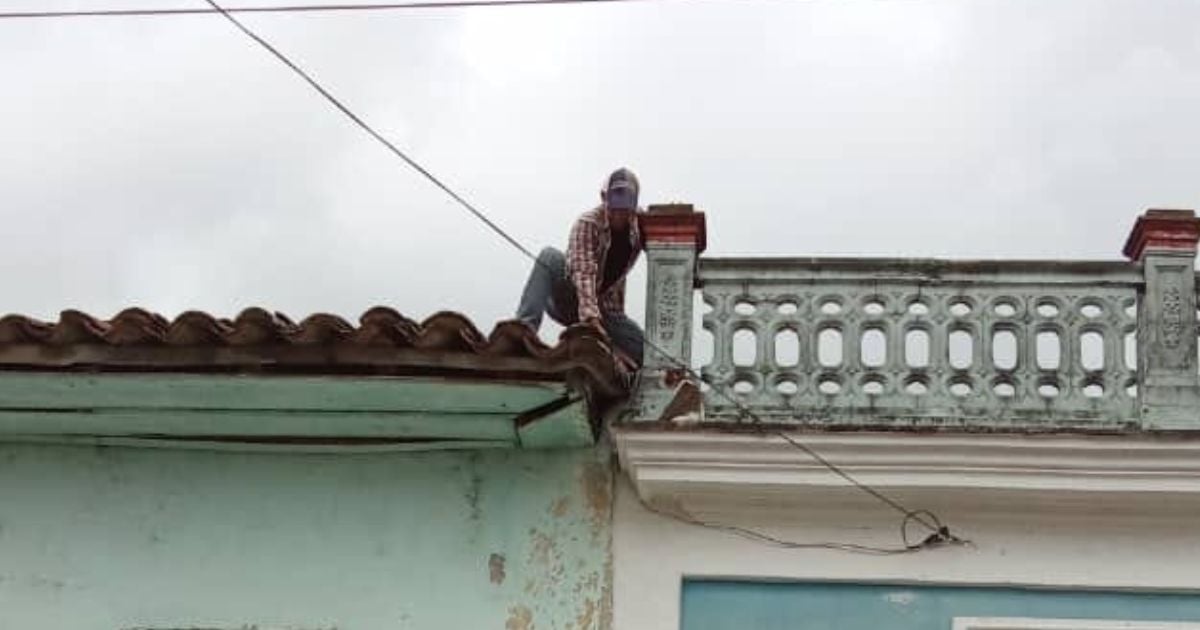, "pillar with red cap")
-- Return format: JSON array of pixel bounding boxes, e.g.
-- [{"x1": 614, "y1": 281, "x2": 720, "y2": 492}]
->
[
  {"x1": 1124, "y1": 209, "x2": 1200, "y2": 429},
  {"x1": 634, "y1": 203, "x2": 707, "y2": 422}
]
